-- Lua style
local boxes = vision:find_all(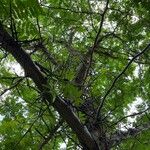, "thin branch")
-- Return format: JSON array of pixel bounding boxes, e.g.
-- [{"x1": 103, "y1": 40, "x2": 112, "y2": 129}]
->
[
  {"x1": 0, "y1": 76, "x2": 23, "y2": 80},
  {"x1": 36, "y1": 17, "x2": 42, "y2": 41},
  {"x1": 35, "y1": 128, "x2": 45, "y2": 139},
  {"x1": 110, "y1": 121, "x2": 150, "y2": 147},
  {"x1": 0, "y1": 78, "x2": 23, "y2": 97},
  {"x1": 37, "y1": 43, "x2": 58, "y2": 66},
  {"x1": 92, "y1": 0, "x2": 110, "y2": 50},
  {"x1": 96, "y1": 43, "x2": 150, "y2": 121},
  {"x1": 9, "y1": 0, "x2": 18, "y2": 41},
  {"x1": 73, "y1": 0, "x2": 109, "y2": 87},
  {"x1": 39, "y1": 119, "x2": 63, "y2": 149},
  {"x1": 35, "y1": 19, "x2": 58, "y2": 66},
  {"x1": 15, "y1": 110, "x2": 45, "y2": 147},
  {"x1": 41, "y1": 4, "x2": 100, "y2": 15},
  {"x1": 111, "y1": 107, "x2": 150, "y2": 127},
  {"x1": 55, "y1": 38, "x2": 81, "y2": 57},
  {"x1": 87, "y1": 0, "x2": 97, "y2": 33}
]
